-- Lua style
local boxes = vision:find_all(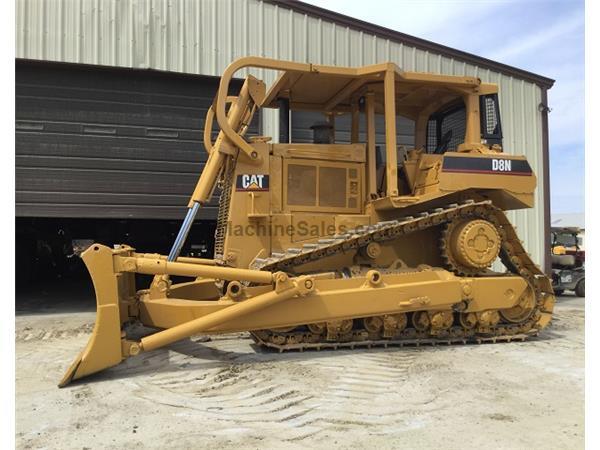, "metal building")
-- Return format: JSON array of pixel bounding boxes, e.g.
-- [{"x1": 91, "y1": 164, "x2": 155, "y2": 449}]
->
[{"x1": 15, "y1": 0, "x2": 554, "y2": 280}]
